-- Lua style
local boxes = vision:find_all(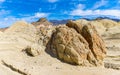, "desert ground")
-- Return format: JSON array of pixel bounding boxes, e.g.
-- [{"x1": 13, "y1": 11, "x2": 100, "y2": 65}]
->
[{"x1": 0, "y1": 18, "x2": 120, "y2": 75}]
